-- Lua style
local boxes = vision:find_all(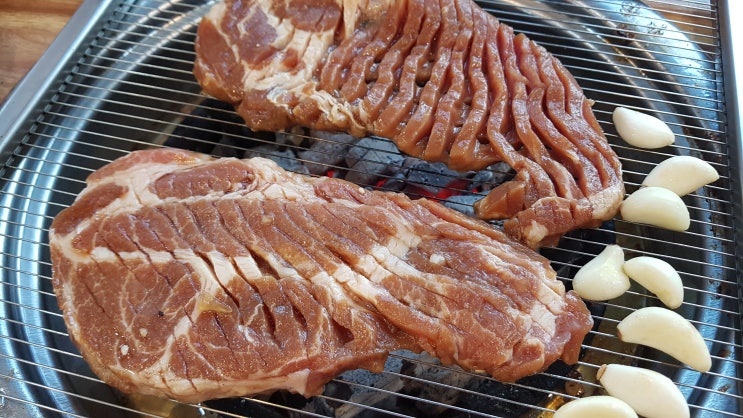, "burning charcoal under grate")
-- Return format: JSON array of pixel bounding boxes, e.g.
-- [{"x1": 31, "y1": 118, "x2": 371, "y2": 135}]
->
[
  {"x1": 471, "y1": 162, "x2": 515, "y2": 192},
  {"x1": 297, "y1": 131, "x2": 358, "y2": 175},
  {"x1": 345, "y1": 137, "x2": 406, "y2": 186},
  {"x1": 164, "y1": 102, "x2": 519, "y2": 221},
  {"x1": 396, "y1": 159, "x2": 474, "y2": 203},
  {"x1": 402, "y1": 160, "x2": 468, "y2": 194}
]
